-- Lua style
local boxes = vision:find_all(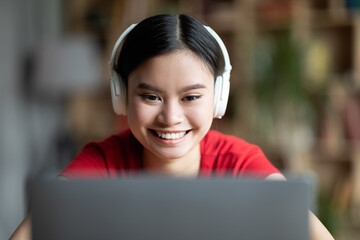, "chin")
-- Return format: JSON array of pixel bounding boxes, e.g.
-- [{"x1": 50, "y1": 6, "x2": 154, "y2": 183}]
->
[{"x1": 151, "y1": 149, "x2": 190, "y2": 161}]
